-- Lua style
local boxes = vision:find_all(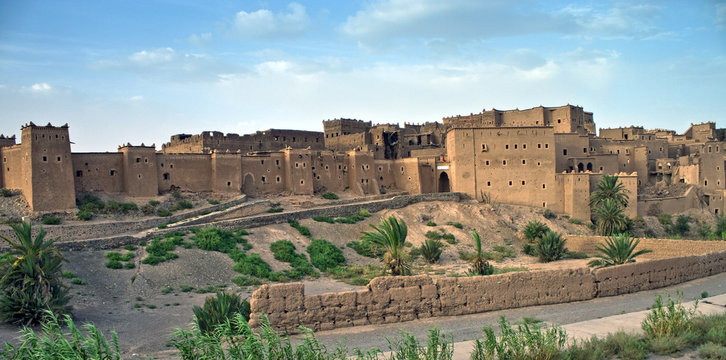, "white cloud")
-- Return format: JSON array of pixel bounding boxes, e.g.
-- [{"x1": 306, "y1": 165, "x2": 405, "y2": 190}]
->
[
  {"x1": 30, "y1": 83, "x2": 52, "y2": 92},
  {"x1": 129, "y1": 95, "x2": 143, "y2": 101},
  {"x1": 563, "y1": 3, "x2": 663, "y2": 39},
  {"x1": 129, "y1": 47, "x2": 176, "y2": 65},
  {"x1": 233, "y1": 2, "x2": 308, "y2": 39}
]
